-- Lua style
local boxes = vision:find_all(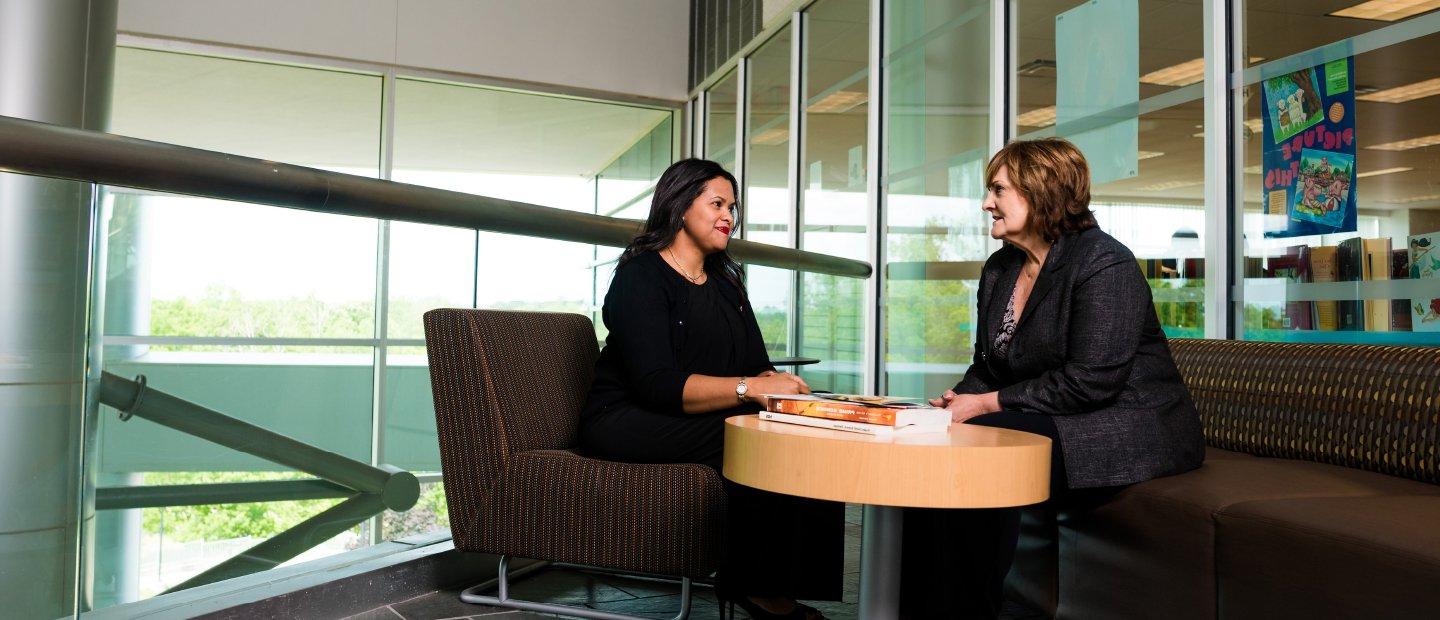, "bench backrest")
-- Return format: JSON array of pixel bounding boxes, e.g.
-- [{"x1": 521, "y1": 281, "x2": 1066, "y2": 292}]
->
[{"x1": 1169, "y1": 338, "x2": 1439, "y2": 485}]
